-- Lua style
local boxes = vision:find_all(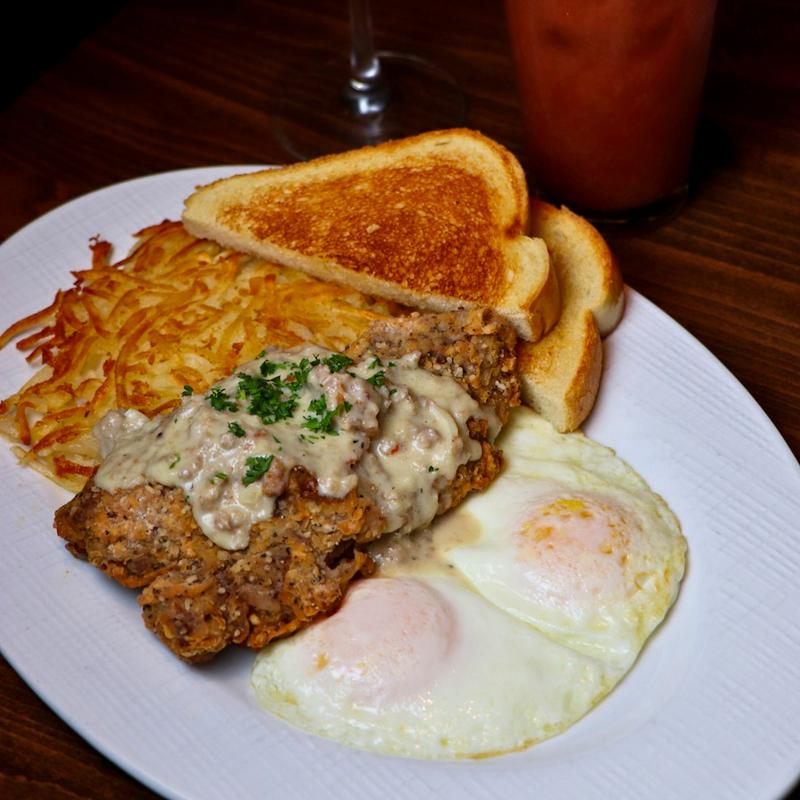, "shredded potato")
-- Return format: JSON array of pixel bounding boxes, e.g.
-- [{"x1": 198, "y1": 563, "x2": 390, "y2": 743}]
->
[{"x1": 0, "y1": 221, "x2": 397, "y2": 491}]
